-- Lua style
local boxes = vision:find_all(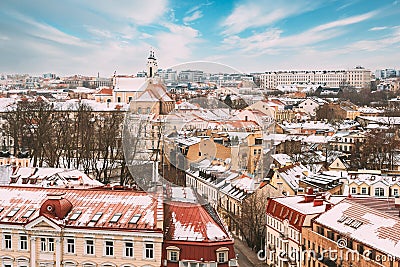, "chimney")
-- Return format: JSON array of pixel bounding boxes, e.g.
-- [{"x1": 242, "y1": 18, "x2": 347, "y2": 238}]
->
[
  {"x1": 325, "y1": 203, "x2": 332, "y2": 211},
  {"x1": 303, "y1": 187, "x2": 316, "y2": 203},
  {"x1": 313, "y1": 197, "x2": 324, "y2": 207}
]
